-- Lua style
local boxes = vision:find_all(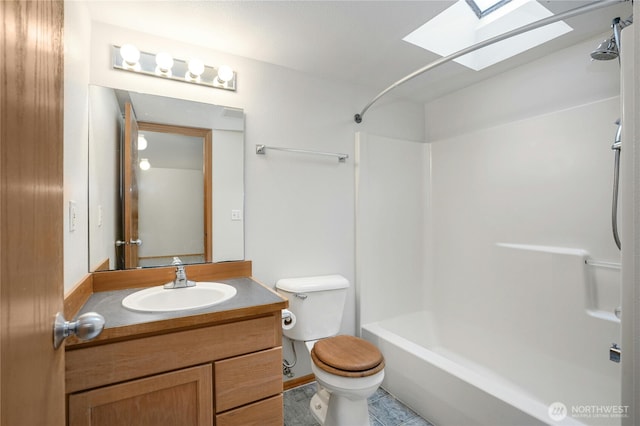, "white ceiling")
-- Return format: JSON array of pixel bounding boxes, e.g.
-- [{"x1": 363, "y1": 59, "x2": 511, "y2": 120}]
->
[{"x1": 86, "y1": 0, "x2": 632, "y2": 103}]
